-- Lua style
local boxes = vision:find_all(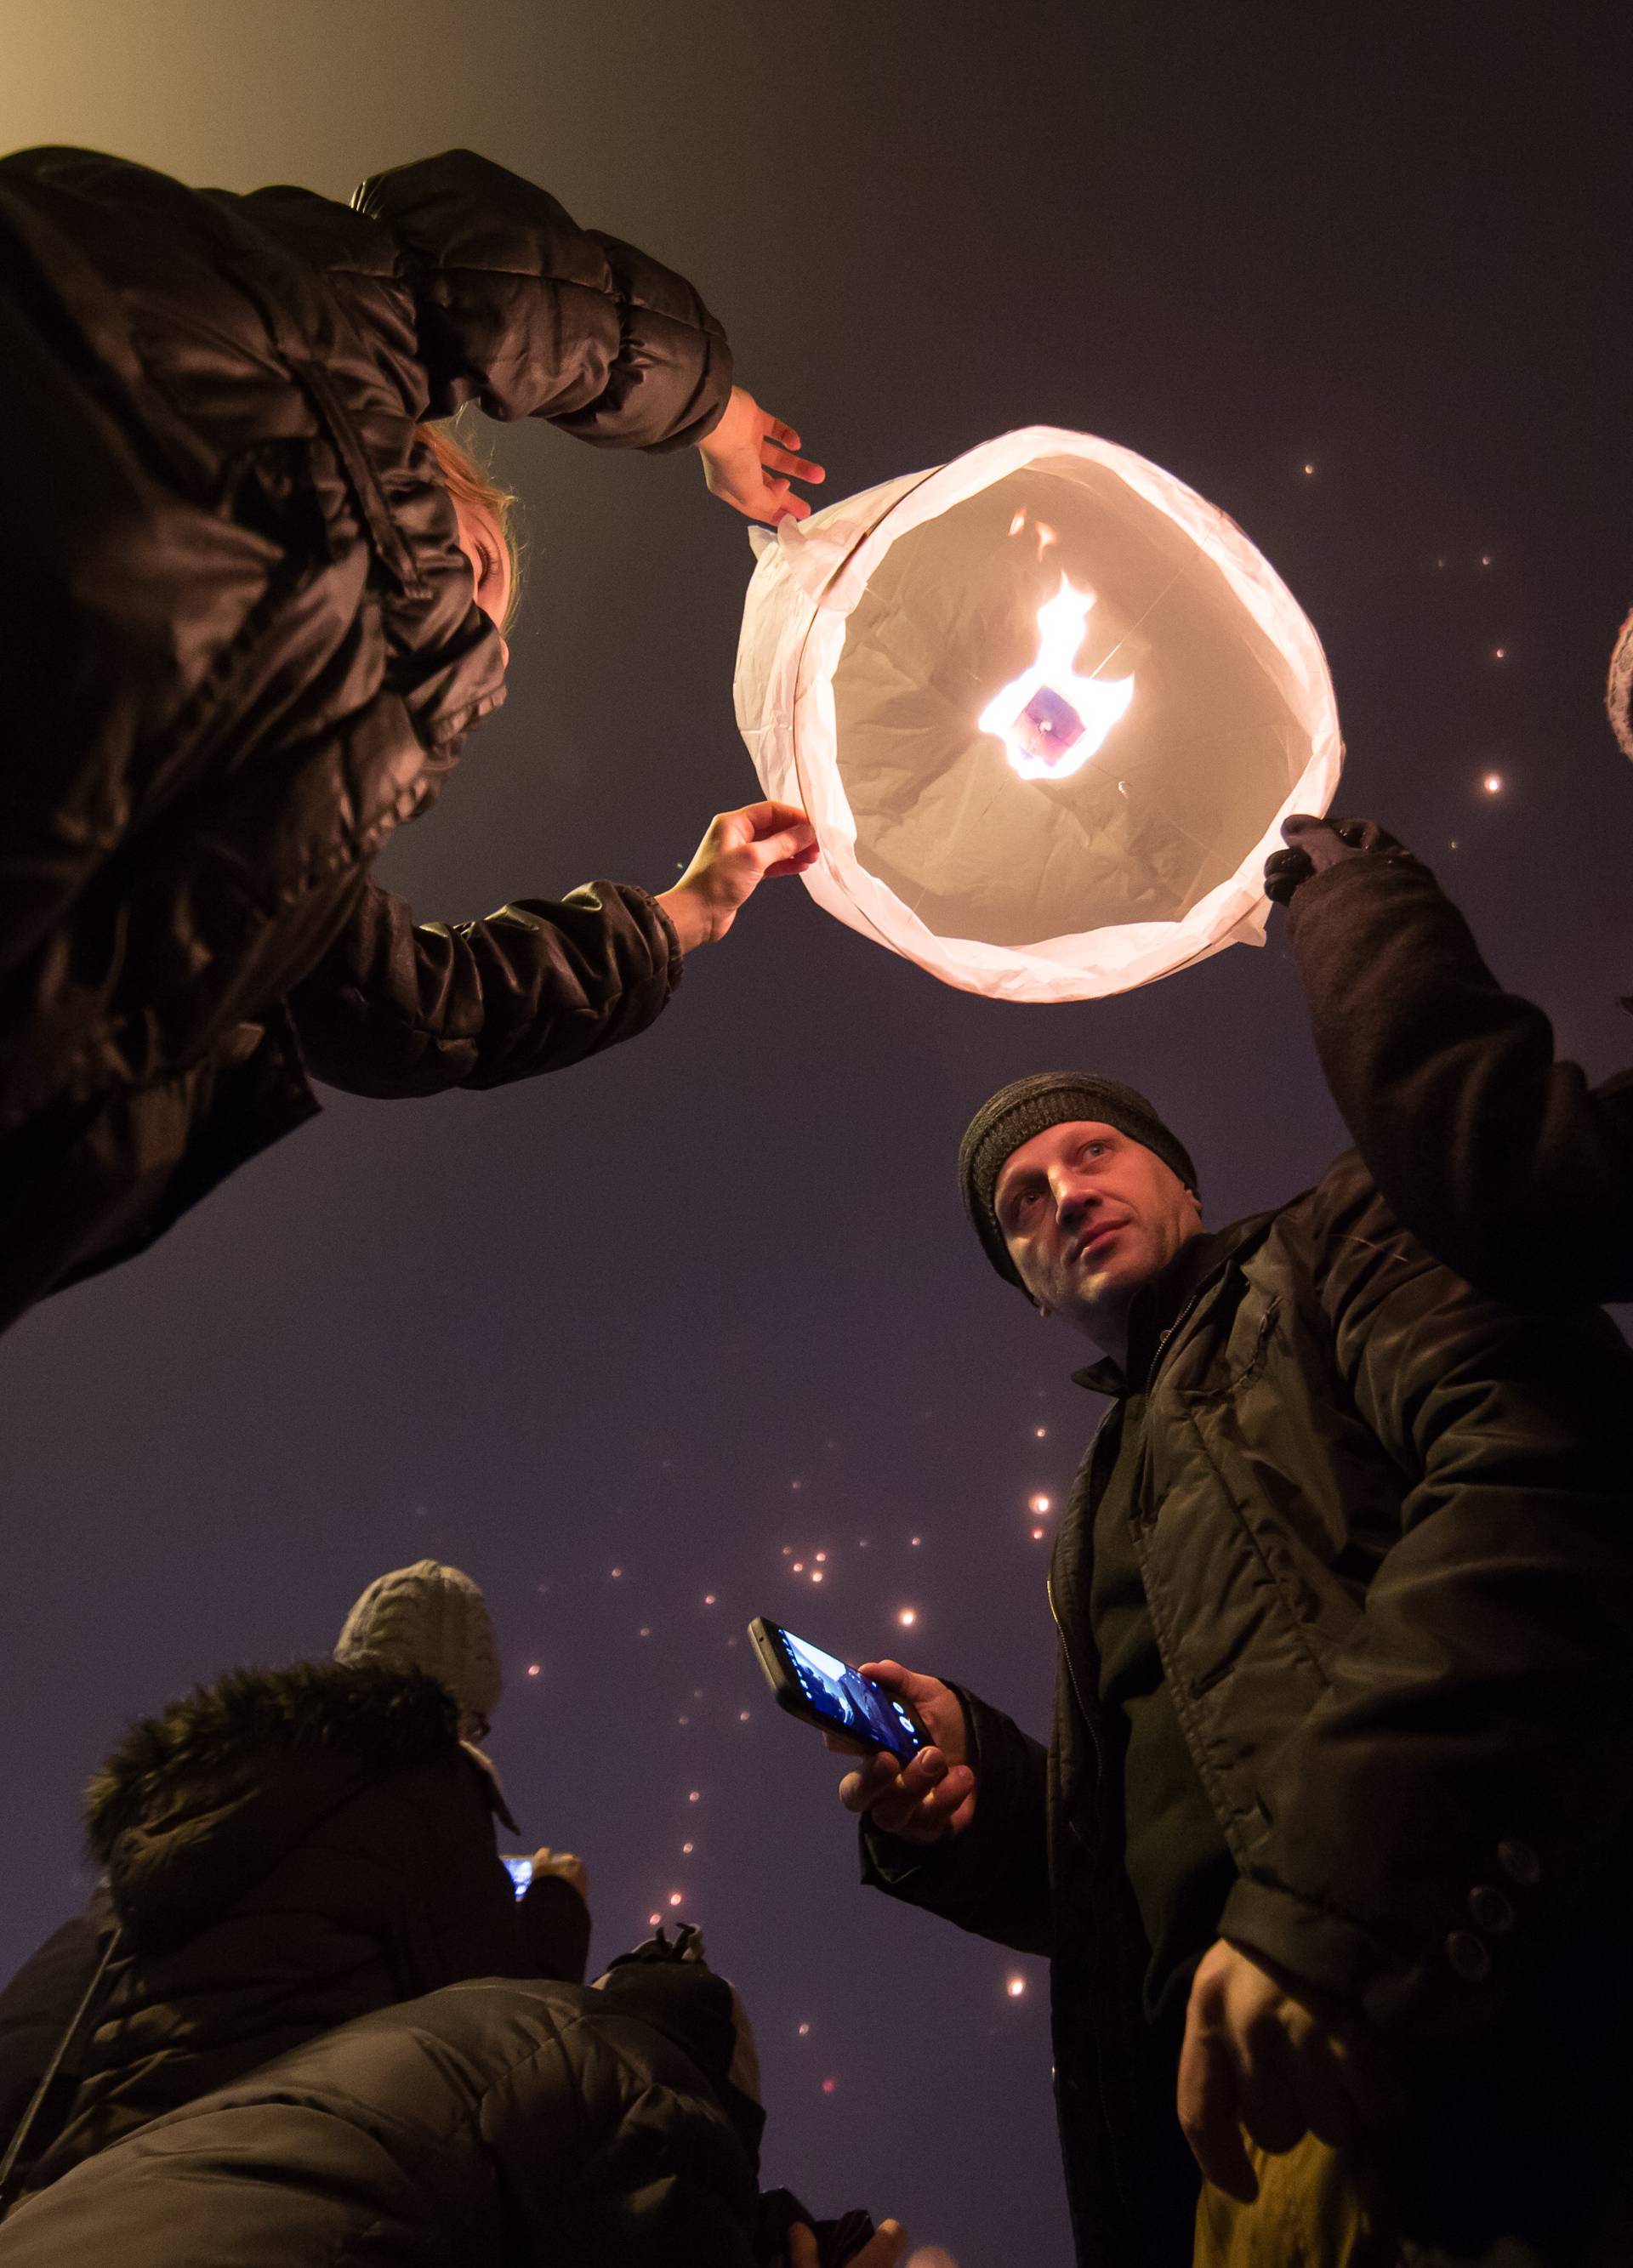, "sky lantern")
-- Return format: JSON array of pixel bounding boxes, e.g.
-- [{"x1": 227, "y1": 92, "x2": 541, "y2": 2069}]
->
[{"x1": 734, "y1": 427, "x2": 1342, "y2": 1001}]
